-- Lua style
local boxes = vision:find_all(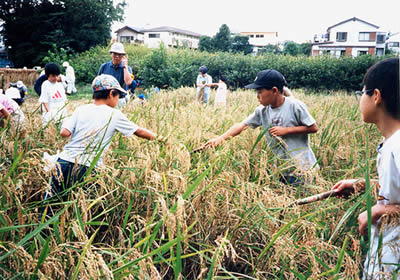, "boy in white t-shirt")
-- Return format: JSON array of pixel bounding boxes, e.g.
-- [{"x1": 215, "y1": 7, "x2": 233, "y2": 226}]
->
[
  {"x1": 39, "y1": 63, "x2": 68, "y2": 126},
  {"x1": 332, "y1": 57, "x2": 400, "y2": 279},
  {"x1": 210, "y1": 75, "x2": 228, "y2": 108},
  {"x1": 196, "y1": 66, "x2": 212, "y2": 104},
  {"x1": 44, "y1": 74, "x2": 162, "y2": 200}
]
